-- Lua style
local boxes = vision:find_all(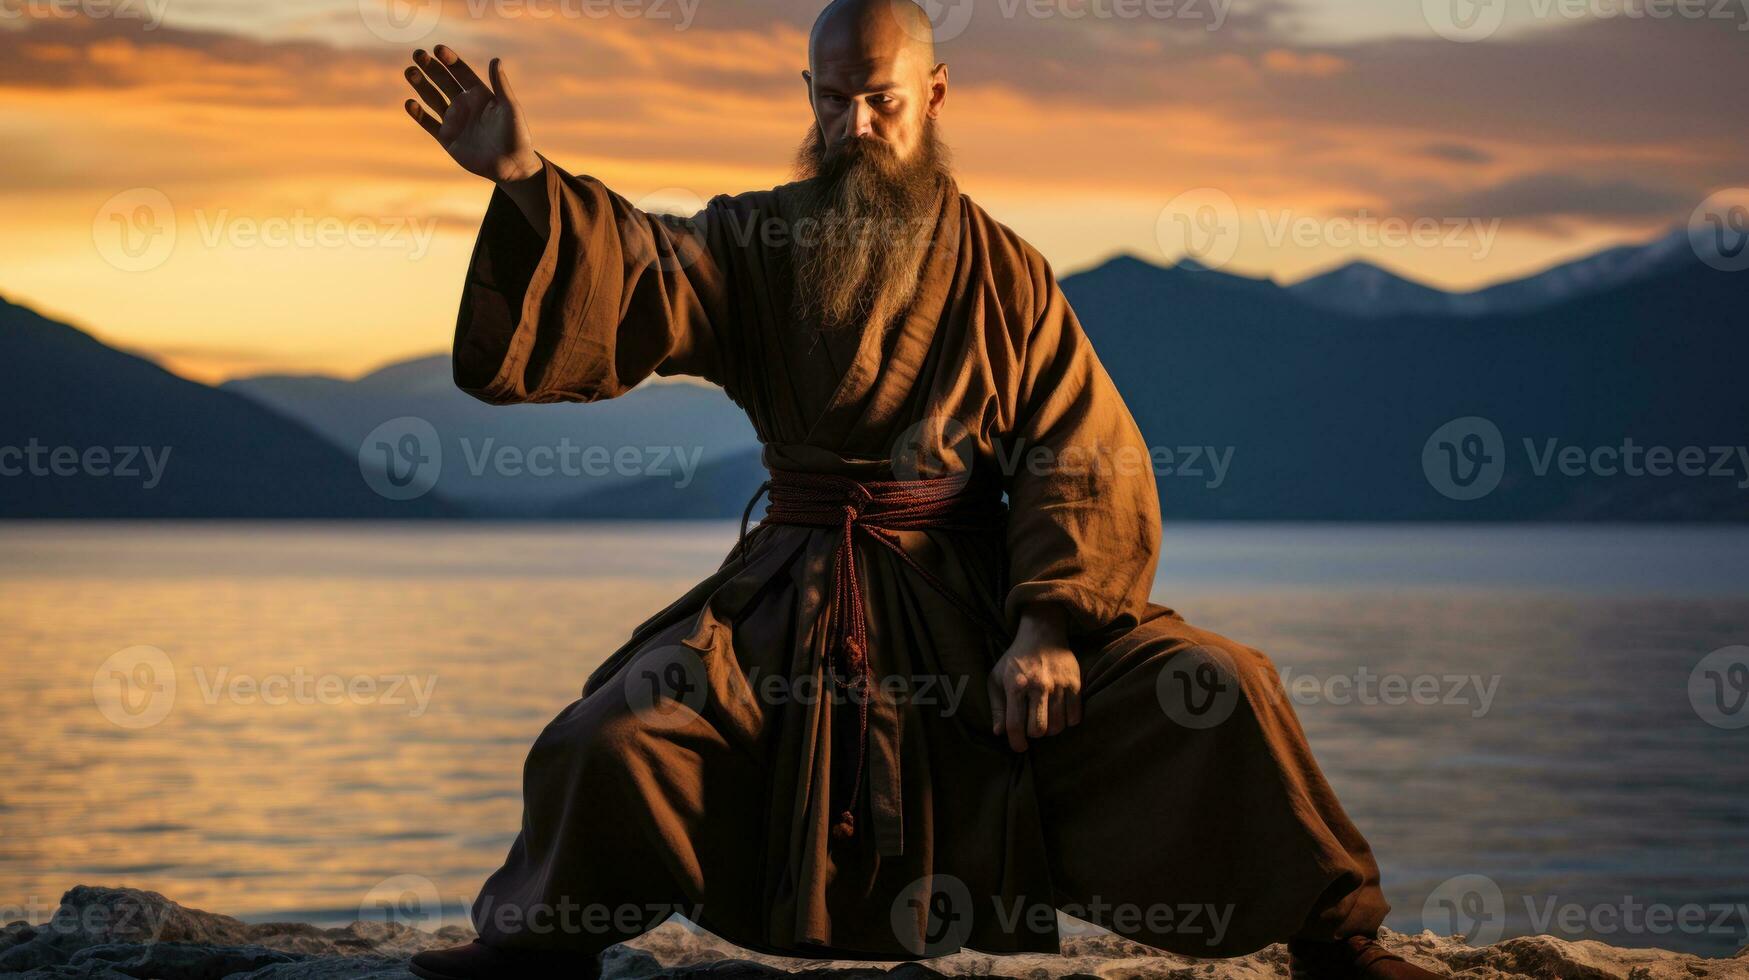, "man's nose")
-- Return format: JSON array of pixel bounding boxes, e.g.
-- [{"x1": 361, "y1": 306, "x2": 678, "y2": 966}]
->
[{"x1": 850, "y1": 101, "x2": 876, "y2": 138}]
